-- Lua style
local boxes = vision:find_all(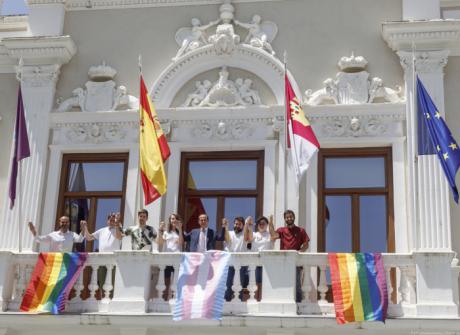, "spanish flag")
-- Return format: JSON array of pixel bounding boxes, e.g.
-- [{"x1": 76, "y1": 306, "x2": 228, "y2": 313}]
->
[
  {"x1": 139, "y1": 76, "x2": 170, "y2": 205},
  {"x1": 285, "y1": 74, "x2": 320, "y2": 182}
]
